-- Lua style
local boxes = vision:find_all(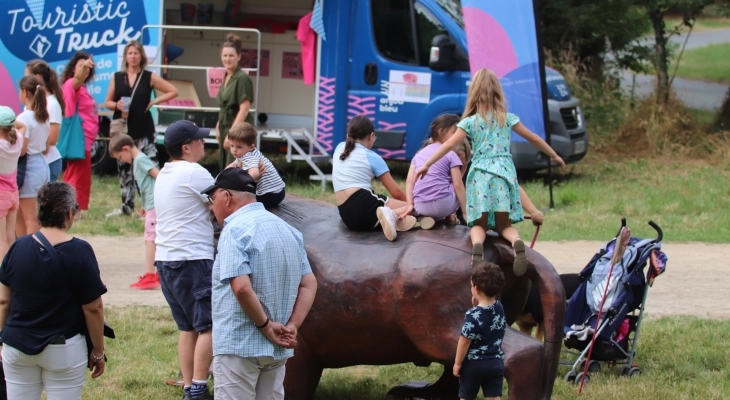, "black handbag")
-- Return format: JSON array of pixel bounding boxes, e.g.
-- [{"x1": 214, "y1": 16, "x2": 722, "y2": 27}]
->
[
  {"x1": 33, "y1": 232, "x2": 115, "y2": 360},
  {"x1": 16, "y1": 154, "x2": 27, "y2": 189}
]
